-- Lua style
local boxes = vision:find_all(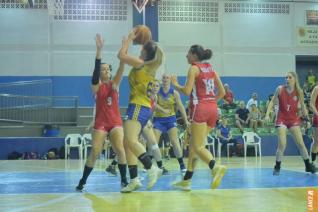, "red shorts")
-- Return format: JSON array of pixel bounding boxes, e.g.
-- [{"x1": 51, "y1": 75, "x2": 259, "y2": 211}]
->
[
  {"x1": 94, "y1": 117, "x2": 122, "y2": 133},
  {"x1": 312, "y1": 115, "x2": 318, "y2": 127},
  {"x1": 275, "y1": 117, "x2": 301, "y2": 129},
  {"x1": 189, "y1": 102, "x2": 218, "y2": 128}
]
